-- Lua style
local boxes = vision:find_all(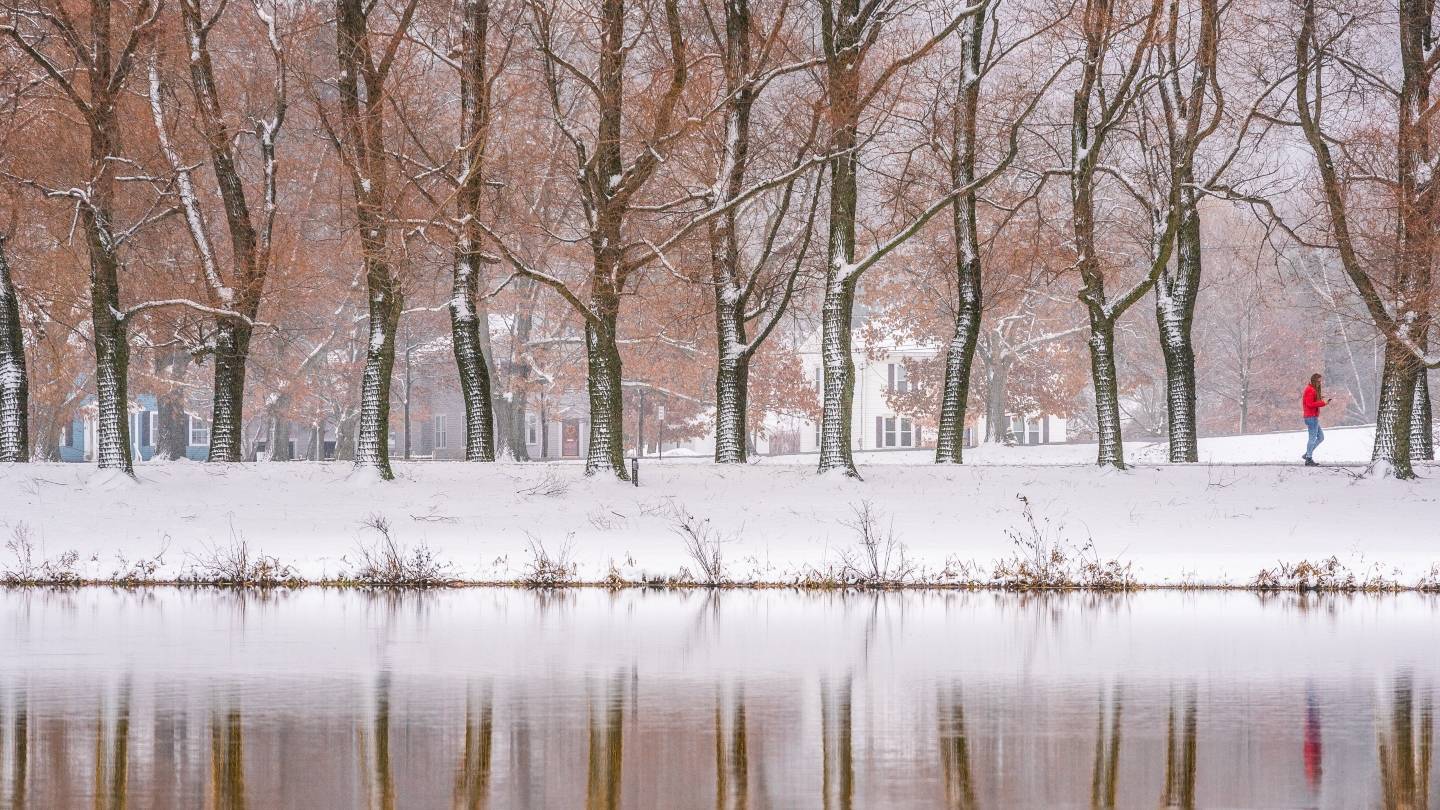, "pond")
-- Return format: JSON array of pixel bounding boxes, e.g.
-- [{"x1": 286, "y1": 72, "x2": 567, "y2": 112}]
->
[{"x1": 0, "y1": 588, "x2": 1435, "y2": 808}]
